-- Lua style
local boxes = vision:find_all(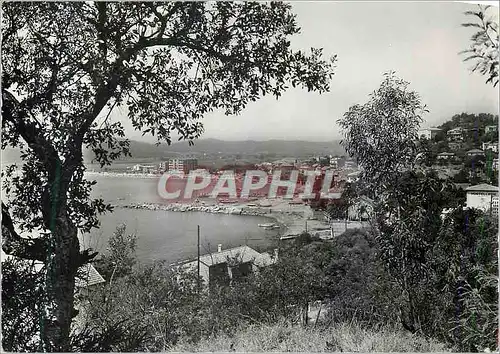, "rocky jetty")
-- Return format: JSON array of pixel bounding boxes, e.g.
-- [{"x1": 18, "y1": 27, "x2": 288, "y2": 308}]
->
[{"x1": 122, "y1": 202, "x2": 269, "y2": 217}]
